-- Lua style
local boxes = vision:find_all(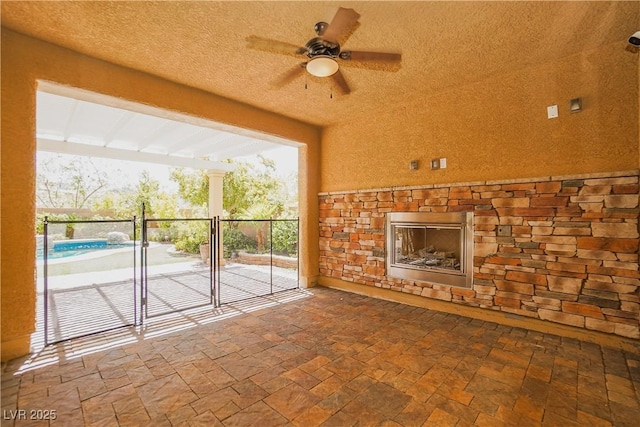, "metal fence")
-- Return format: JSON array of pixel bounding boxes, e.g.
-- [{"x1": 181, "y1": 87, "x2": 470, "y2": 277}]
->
[
  {"x1": 217, "y1": 218, "x2": 299, "y2": 304},
  {"x1": 38, "y1": 215, "x2": 299, "y2": 345}
]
